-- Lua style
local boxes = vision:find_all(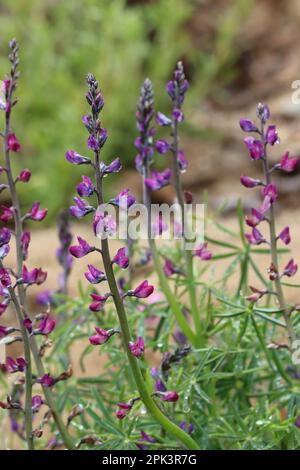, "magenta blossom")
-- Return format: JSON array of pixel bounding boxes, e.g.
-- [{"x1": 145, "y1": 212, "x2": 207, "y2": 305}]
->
[
  {"x1": 76, "y1": 176, "x2": 94, "y2": 197},
  {"x1": 265, "y1": 125, "x2": 279, "y2": 146},
  {"x1": 0, "y1": 303, "x2": 8, "y2": 316},
  {"x1": 0, "y1": 268, "x2": 11, "y2": 287},
  {"x1": 69, "y1": 236, "x2": 94, "y2": 258},
  {"x1": 93, "y1": 212, "x2": 116, "y2": 238},
  {"x1": 23, "y1": 317, "x2": 33, "y2": 334},
  {"x1": 155, "y1": 139, "x2": 170, "y2": 154},
  {"x1": 0, "y1": 227, "x2": 11, "y2": 246},
  {"x1": 244, "y1": 137, "x2": 264, "y2": 160},
  {"x1": 277, "y1": 152, "x2": 298, "y2": 173},
  {"x1": 283, "y1": 259, "x2": 298, "y2": 278},
  {"x1": 156, "y1": 112, "x2": 172, "y2": 126},
  {"x1": 22, "y1": 265, "x2": 47, "y2": 285},
  {"x1": 0, "y1": 243, "x2": 9, "y2": 260},
  {"x1": 65, "y1": 150, "x2": 91, "y2": 165},
  {"x1": 89, "y1": 293, "x2": 110, "y2": 312},
  {"x1": 111, "y1": 189, "x2": 136, "y2": 209},
  {"x1": 6, "y1": 357, "x2": 26, "y2": 373},
  {"x1": 245, "y1": 207, "x2": 265, "y2": 227},
  {"x1": 144, "y1": 169, "x2": 172, "y2": 191},
  {"x1": 128, "y1": 280, "x2": 154, "y2": 299},
  {"x1": 158, "y1": 391, "x2": 179, "y2": 402},
  {"x1": 18, "y1": 168, "x2": 31, "y2": 183},
  {"x1": 84, "y1": 264, "x2": 106, "y2": 284},
  {"x1": 262, "y1": 184, "x2": 278, "y2": 203},
  {"x1": 112, "y1": 247, "x2": 129, "y2": 269},
  {"x1": 89, "y1": 327, "x2": 111, "y2": 345},
  {"x1": 27, "y1": 201, "x2": 48, "y2": 222},
  {"x1": 116, "y1": 402, "x2": 132, "y2": 420},
  {"x1": 32, "y1": 395, "x2": 43, "y2": 413},
  {"x1": 7, "y1": 133, "x2": 21, "y2": 152},
  {"x1": 128, "y1": 336, "x2": 145, "y2": 357},
  {"x1": 70, "y1": 196, "x2": 94, "y2": 218},
  {"x1": 178, "y1": 149, "x2": 188, "y2": 172},
  {"x1": 100, "y1": 158, "x2": 122, "y2": 176},
  {"x1": 240, "y1": 176, "x2": 262, "y2": 188},
  {"x1": 37, "y1": 373, "x2": 55, "y2": 388},
  {"x1": 0, "y1": 325, "x2": 11, "y2": 338},
  {"x1": 21, "y1": 231, "x2": 31, "y2": 260},
  {"x1": 163, "y1": 258, "x2": 180, "y2": 277},
  {"x1": 0, "y1": 205, "x2": 14, "y2": 222},
  {"x1": 239, "y1": 119, "x2": 258, "y2": 132},
  {"x1": 245, "y1": 227, "x2": 266, "y2": 245},
  {"x1": 194, "y1": 243, "x2": 212, "y2": 260},
  {"x1": 35, "y1": 315, "x2": 56, "y2": 335},
  {"x1": 278, "y1": 226, "x2": 291, "y2": 245}
]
